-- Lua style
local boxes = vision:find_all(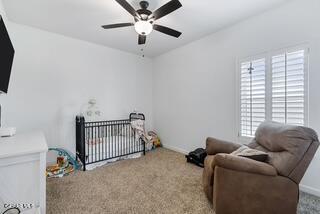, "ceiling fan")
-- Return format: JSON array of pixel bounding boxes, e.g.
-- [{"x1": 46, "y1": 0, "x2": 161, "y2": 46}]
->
[{"x1": 101, "y1": 0, "x2": 182, "y2": 45}]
